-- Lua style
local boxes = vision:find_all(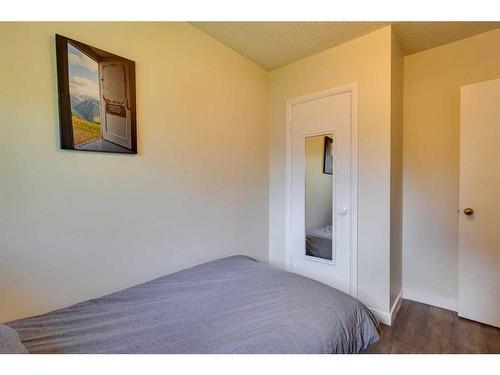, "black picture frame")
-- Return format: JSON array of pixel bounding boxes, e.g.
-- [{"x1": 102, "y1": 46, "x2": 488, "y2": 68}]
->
[
  {"x1": 55, "y1": 34, "x2": 137, "y2": 154},
  {"x1": 323, "y1": 136, "x2": 333, "y2": 174}
]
